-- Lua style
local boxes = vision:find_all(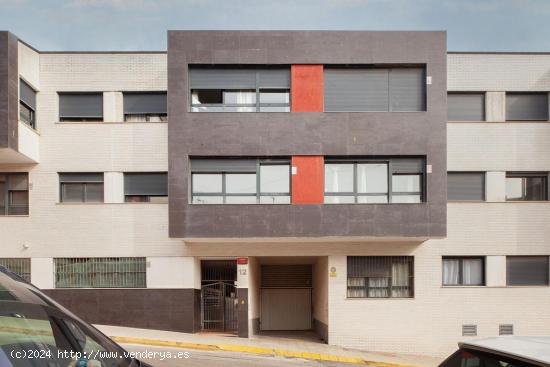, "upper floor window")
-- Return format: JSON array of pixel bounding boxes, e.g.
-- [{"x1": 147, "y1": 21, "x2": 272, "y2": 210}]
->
[
  {"x1": 442, "y1": 257, "x2": 485, "y2": 286},
  {"x1": 123, "y1": 92, "x2": 167, "y2": 122},
  {"x1": 324, "y1": 67, "x2": 426, "y2": 112},
  {"x1": 447, "y1": 92, "x2": 485, "y2": 121},
  {"x1": 506, "y1": 256, "x2": 549, "y2": 286},
  {"x1": 347, "y1": 256, "x2": 414, "y2": 298},
  {"x1": 0, "y1": 173, "x2": 29, "y2": 216},
  {"x1": 506, "y1": 172, "x2": 547, "y2": 201},
  {"x1": 190, "y1": 158, "x2": 290, "y2": 204},
  {"x1": 324, "y1": 158, "x2": 424, "y2": 204},
  {"x1": 506, "y1": 93, "x2": 549, "y2": 121},
  {"x1": 19, "y1": 79, "x2": 37, "y2": 129},
  {"x1": 55, "y1": 257, "x2": 146, "y2": 288},
  {"x1": 124, "y1": 172, "x2": 168, "y2": 203},
  {"x1": 447, "y1": 172, "x2": 485, "y2": 201},
  {"x1": 189, "y1": 67, "x2": 290, "y2": 112},
  {"x1": 59, "y1": 93, "x2": 103, "y2": 122},
  {"x1": 59, "y1": 173, "x2": 104, "y2": 203}
]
